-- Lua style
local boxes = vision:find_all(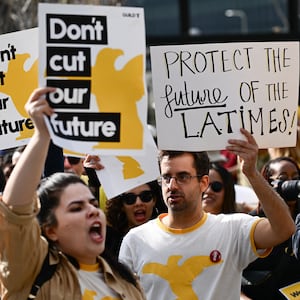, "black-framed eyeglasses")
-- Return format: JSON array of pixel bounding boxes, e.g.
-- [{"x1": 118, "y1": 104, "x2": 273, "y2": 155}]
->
[
  {"x1": 120, "y1": 190, "x2": 153, "y2": 205},
  {"x1": 207, "y1": 181, "x2": 223, "y2": 193},
  {"x1": 160, "y1": 174, "x2": 202, "y2": 185}
]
